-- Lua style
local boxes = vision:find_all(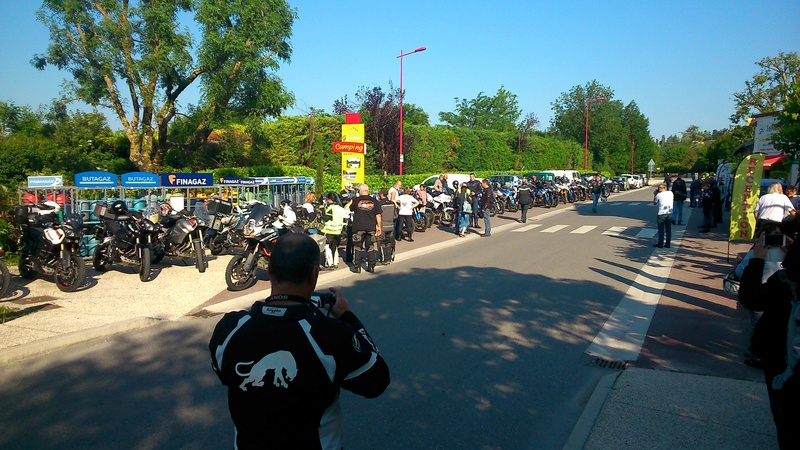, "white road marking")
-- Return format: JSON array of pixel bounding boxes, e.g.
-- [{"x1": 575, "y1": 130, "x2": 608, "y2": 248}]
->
[
  {"x1": 541, "y1": 225, "x2": 569, "y2": 233},
  {"x1": 636, "y1": 228, "x2": 657, "y2": 238},
  {"x1": 512, "y1": 224, "x2": 542, "y2": 232},
  {"x1": 584, "y1": 246, "x2": 679, "y2": 362},
  {"x1": 602, "y1": 226, "x2": 627, "y2": 236},
  {"x1": 571, "y1": 225, "x2": 597, "y2": 234}
]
